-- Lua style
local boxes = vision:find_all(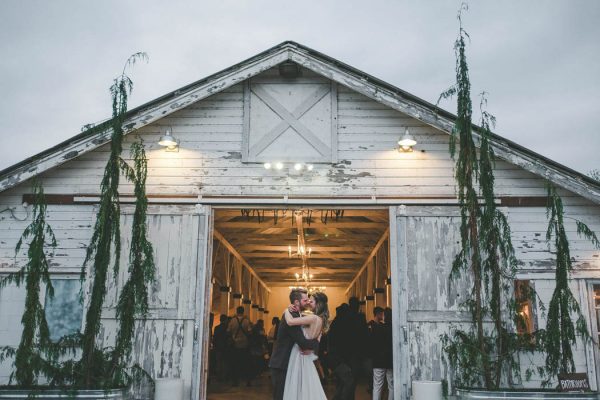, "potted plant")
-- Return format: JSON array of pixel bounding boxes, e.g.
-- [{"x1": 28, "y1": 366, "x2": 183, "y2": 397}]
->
[
  {"x1": 439, "y1": 6, "x2": 600, "y2": 400},
  {"x1": 0, "y1": 53, "x2": 155, "y2": 399},
  {"x1": 456, "y1": 185, "x2": 600, "y2": 399},
  {"x1": 438, "y1": 5, "x2": 536, "y2": 396}
]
